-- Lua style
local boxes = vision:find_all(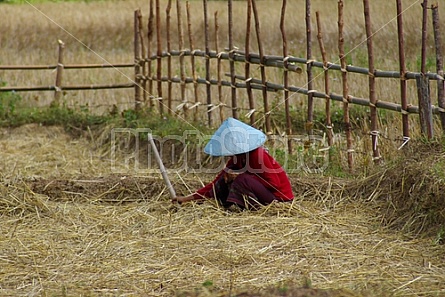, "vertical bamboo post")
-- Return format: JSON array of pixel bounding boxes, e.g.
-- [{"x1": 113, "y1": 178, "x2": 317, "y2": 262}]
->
[
  {"x1": 177, "y1": 0, "x2": 187, "y2": 119},
  {"x1": 137, "y1": 10, "x2": 147, "y2": 107},
  {"x1": 245, "y1": 0, "x2": 255, "y2": 126},
  {"x1": 203, "y1": 0, "x2": 212, "y2": 126},
  {"x1": 396, "y1": 0, "x2": 410, "y2": 143},
  {"x1": 431, "y1": 3, "x2": 445, "y2": 132},
  {"x1": 147, "y1": 0, "x2": 155, "y2": 108},
  {"x1": 156, "y1": 0, "x2": 164, "y2": 115},
  {"x1": 316, "y1": 11, "x2": 333, "y2": 147},
  {"x1": 363, "y1": 0, "x2": 381, "y2": 163},
  {"x1": 418, "y1": 0, "x2": 433, "y2": 139},
  {"x1": 166, "y1": 1, "x2": 172, "y2": 114},
  {"x1": 305, "y1": 0, "x2": 314, "y2": 137},
  {"x1": 416, "y1": 75, "x2": 433, "y2": 138},
  {"x1": 214, "y1": 11, "x2": 224, "y2": 124},
  {"x1": 338, "y1": 0, "x2": 353, "y2": 172},
  {"x1": 134, "y1": 10, "x2": 142, "y2": 111},
  {"x1": 251, "y1": 0, "x2": 271, "y2": 134},
  {"x1": 54, "y1": 39, "x2": 65, "y2": 105},
  {"x1": 280, "y1": 0, "x2": 292, "y2": 153},
  {"x1": 187, "y1": 1, "x2": 199, "y2": 122},
  {"x1": 228, "y1": 0, "x2": 238, "y2": 119}
]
